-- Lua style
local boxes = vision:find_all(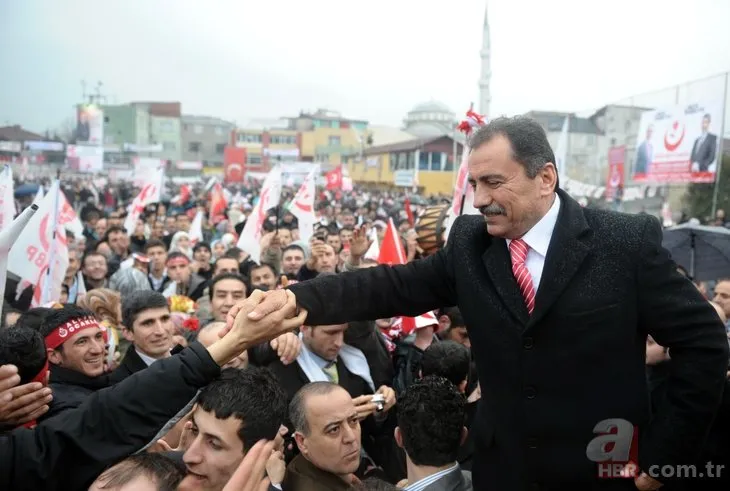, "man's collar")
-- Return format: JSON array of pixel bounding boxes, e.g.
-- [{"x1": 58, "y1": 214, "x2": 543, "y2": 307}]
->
[{"x1": 510, "y1": 194, "x2": 561, "y2": 257}]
